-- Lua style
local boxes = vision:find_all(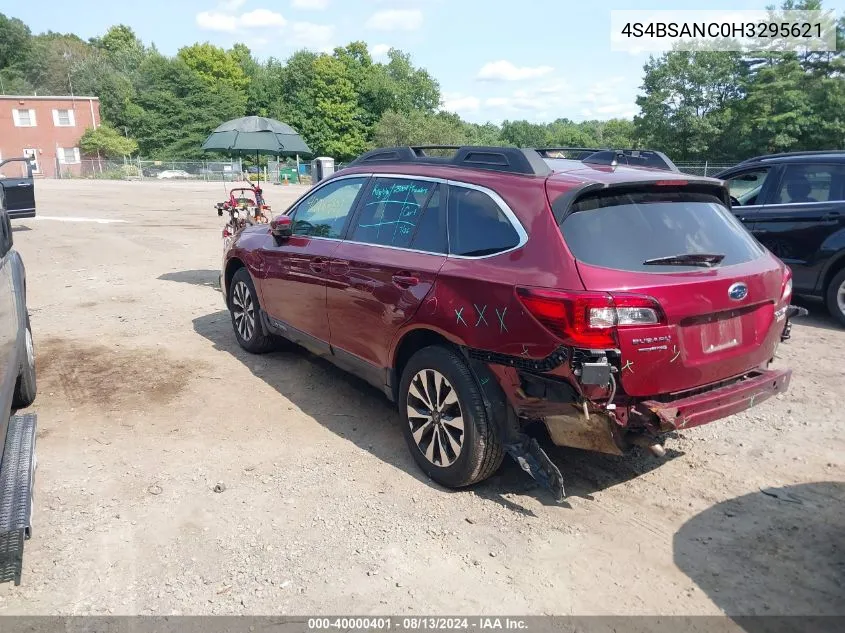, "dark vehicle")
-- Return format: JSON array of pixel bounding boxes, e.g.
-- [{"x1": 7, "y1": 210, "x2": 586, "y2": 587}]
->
[
  {"x1": 0, "y1": 158, "x2": 36, "y2": 220},
  {"x1": 716, "y1": 151, "x2": 845, "y2": 326},
  {"x1": 0, "y1": 159, "x2": 37, "y2": 585},
  {"x1": 221, "y1": 145, "x2": 801, "y2": 499}
]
